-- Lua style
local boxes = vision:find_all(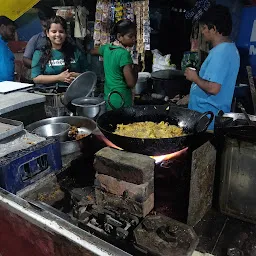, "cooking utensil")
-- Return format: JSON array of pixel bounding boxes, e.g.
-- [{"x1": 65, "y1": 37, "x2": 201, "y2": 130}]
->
[
  {"x1": 221, "y1": 112, "x2": 256, "y2": 122},
  {"x1": 62, "y1": 71, "x2": 97, "y2": 106},
  {"x1": 26, "y1": 116, "x2": 96, "y2": 156},
  {"x1": 107, "y1": 90, "x2": 125, "y2": 110},
  {"x1": 151, "y1": 69, "x2": 190, "y2": 98},
  {"x1": 237, "y1": 103, "x2": 256, "y2": 126},
  {"x1": 71, "y1": 97, "x2": 106, "y2": 120},
  {"x1": 97, "y1": 105, "x2": 213, "y2": 156},
  {"x1": 33, "y1": 123, "x2": 71, "y2": 142},
  {"x1": 215, "y1": 111, "x2": 256, "y2": 142},
  {"x1": 151, "y1": 70, "x2": 184, "y2": 79},
  {"x1": 134, "y1": 72, "x2": 151, "y2": 95}
]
